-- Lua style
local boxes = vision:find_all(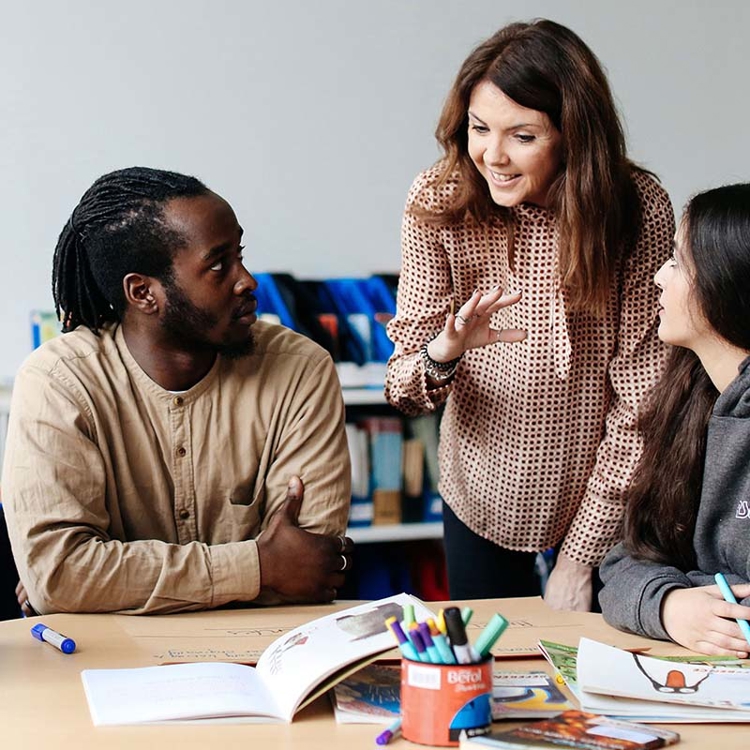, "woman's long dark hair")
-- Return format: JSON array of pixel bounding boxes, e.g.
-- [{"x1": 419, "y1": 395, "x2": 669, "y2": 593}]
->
[
  {"x1": 624, "y1": 183, "x2": 750, "y2": 568},
  {"x1": 422, "y1": 19, "x2": 640, "y2": 315}
]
